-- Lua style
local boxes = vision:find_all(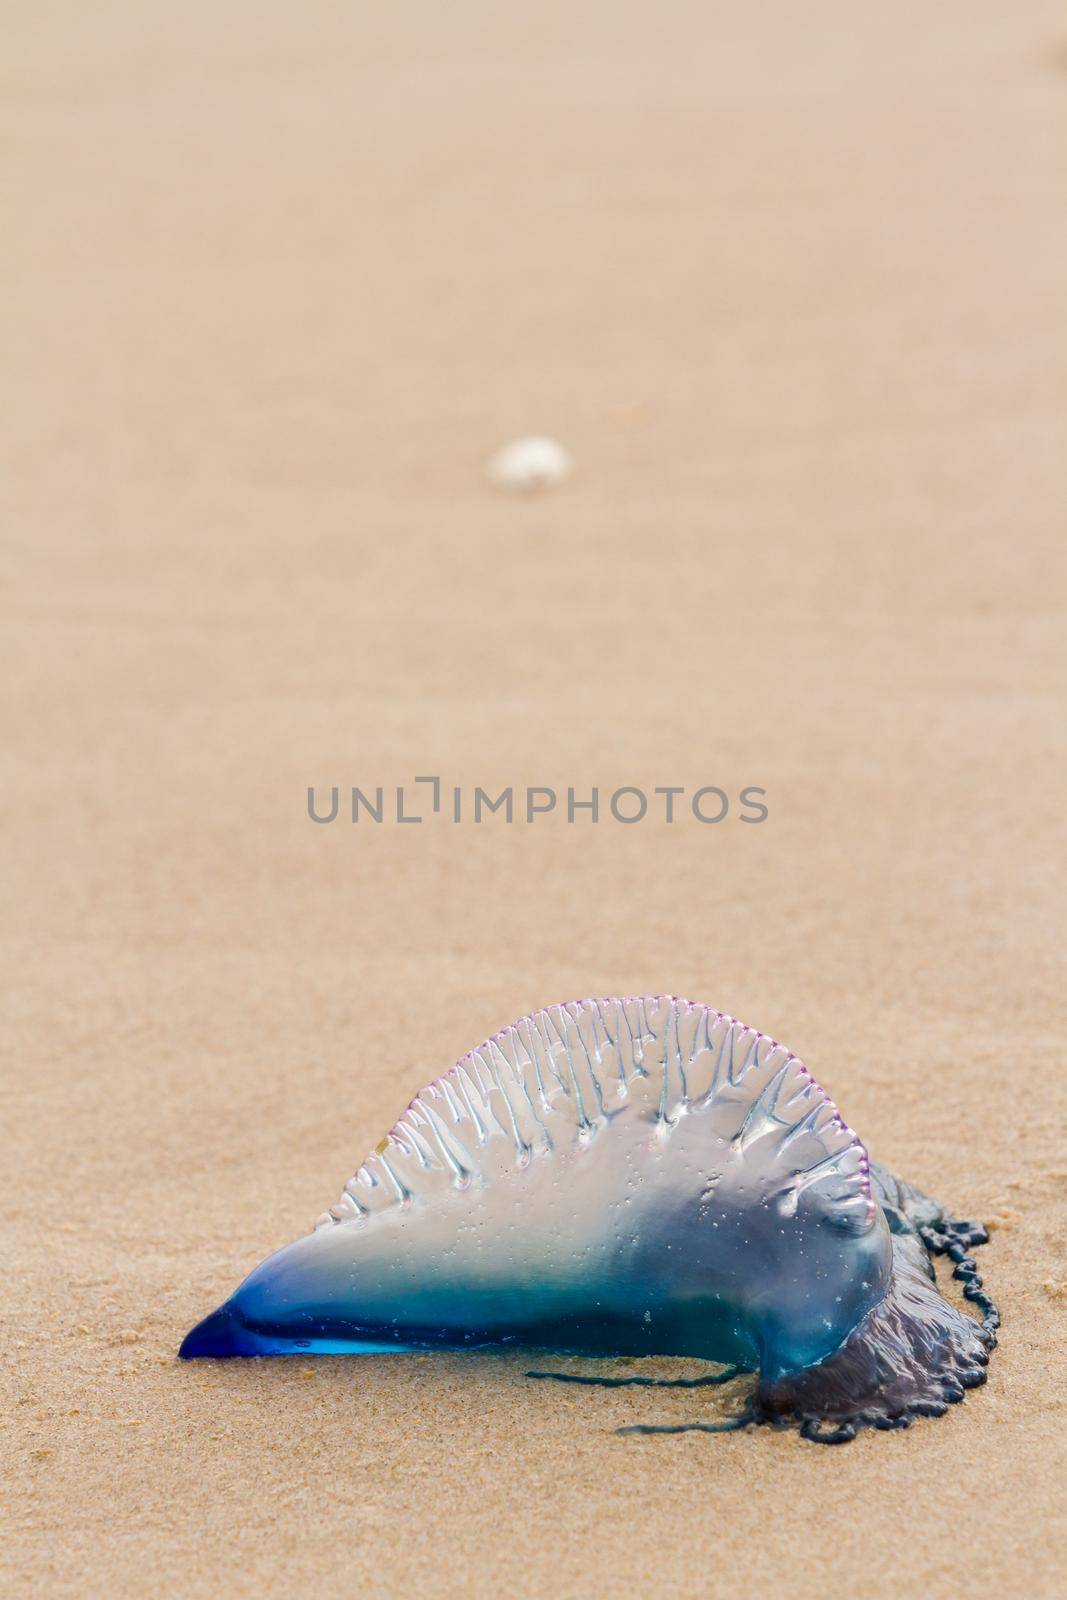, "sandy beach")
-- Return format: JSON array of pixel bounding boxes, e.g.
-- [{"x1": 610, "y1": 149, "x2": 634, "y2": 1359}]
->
[{"x1": 3, "y1": 2, "x2": 1066, "y2": 1595}]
